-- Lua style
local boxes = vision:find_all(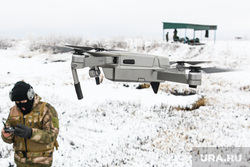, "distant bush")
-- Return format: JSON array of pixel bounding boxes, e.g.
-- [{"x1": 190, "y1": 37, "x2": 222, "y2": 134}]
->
[
  {"x1": 77, "y1": 38, "x2": 171, "y2": 54},
  {"x1": 240, "y1": 85, "x2": 250, "y2": 92},
  {"x1": 79, "y1": 38, "x2": 129, "y2": 50},
  {"x1": 0, "y1": 37, "x2": 14, "y2": 49},
  {"x1": 29, "y1": 35, "x2": 82, "y2": 54},
  {"x1": 109, "y1": 40, "x2": 128, "y2": 50}
]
